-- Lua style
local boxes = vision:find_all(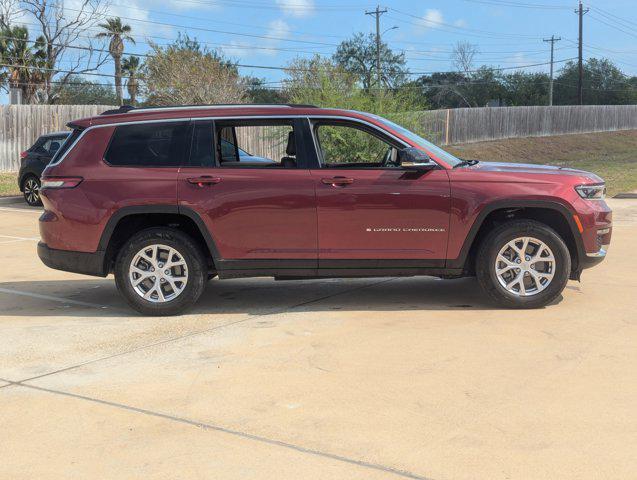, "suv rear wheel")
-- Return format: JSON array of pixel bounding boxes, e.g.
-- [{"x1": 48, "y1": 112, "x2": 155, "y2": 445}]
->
[
  {"x1": 476, "y1": 220, "x2": 571, "y2": 308},
  {"x1": 114, "y1": 228, "x2": 207, "y2": 315}
]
